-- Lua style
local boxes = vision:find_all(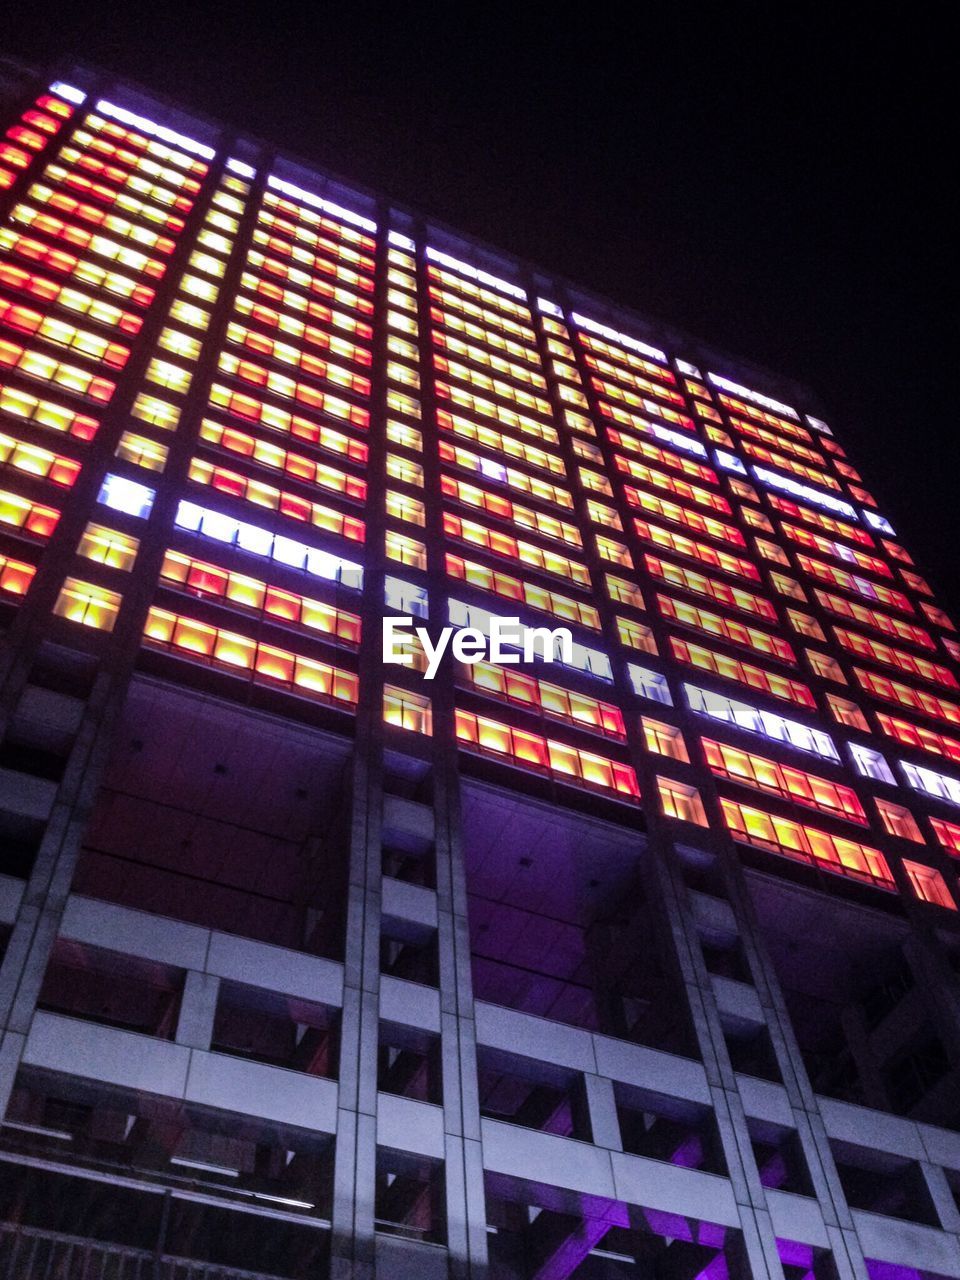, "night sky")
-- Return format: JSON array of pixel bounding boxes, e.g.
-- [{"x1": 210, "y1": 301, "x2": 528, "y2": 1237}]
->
[{"x1": 3, "y1": 6, "x2": 956, "y2": 610}]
